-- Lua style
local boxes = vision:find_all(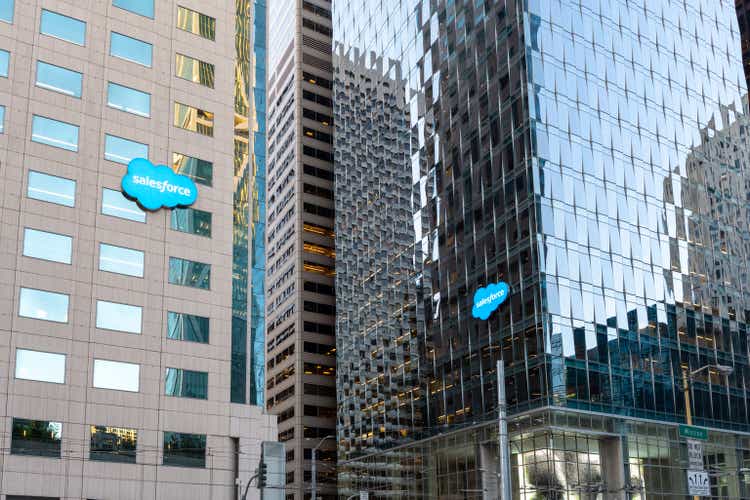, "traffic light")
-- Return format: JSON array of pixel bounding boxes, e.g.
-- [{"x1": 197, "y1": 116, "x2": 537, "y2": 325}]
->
[{"x1": 258, "y1": 461, "x2": 268, "y2": 488}]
